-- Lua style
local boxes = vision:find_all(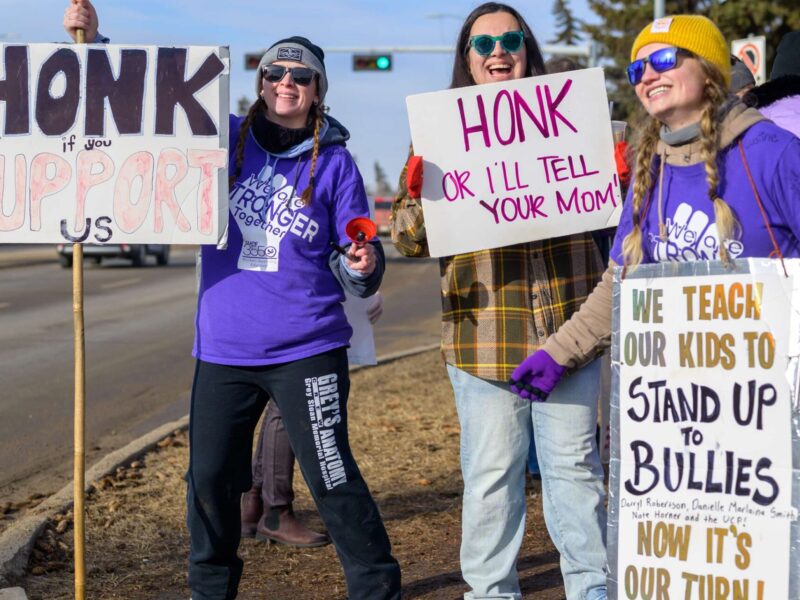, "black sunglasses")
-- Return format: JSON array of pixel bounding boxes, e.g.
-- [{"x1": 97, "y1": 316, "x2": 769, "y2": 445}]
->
[
  {"x1": 467, "y1": 31, "x2": 525, "y2": 57},
  {"x1": 262, "y1": 64, "x2": 317, "y2": 86},
  {"x1": 626, "y1": 46, "x2": 693, "y2": 85}
]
